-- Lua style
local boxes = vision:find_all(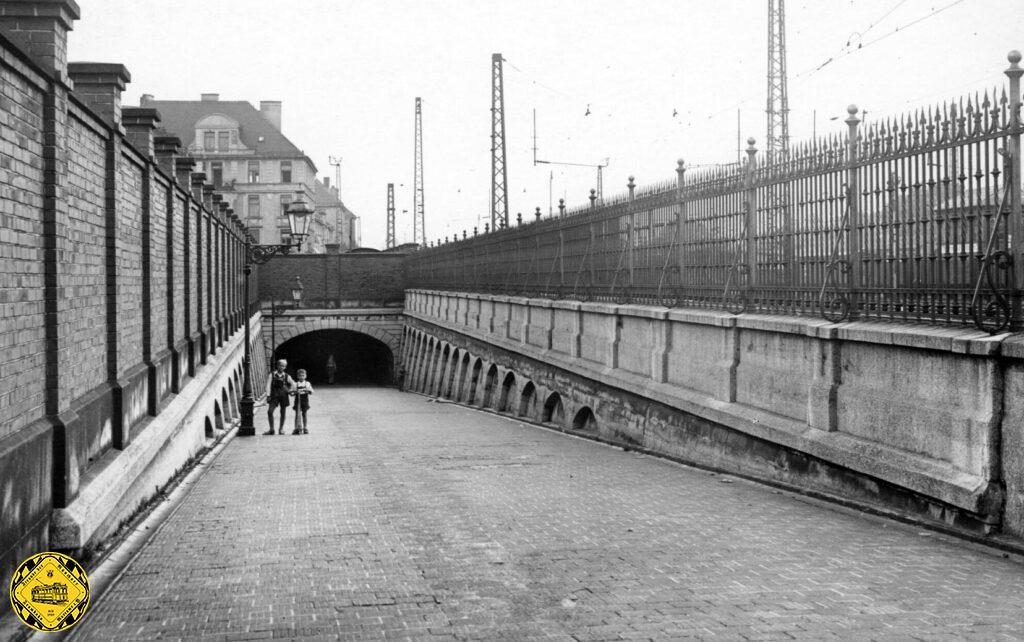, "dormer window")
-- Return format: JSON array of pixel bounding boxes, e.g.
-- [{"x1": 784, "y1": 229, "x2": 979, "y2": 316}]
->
[{"x1": 195, "y1": 114, "x2": 243, "y2": 152}]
